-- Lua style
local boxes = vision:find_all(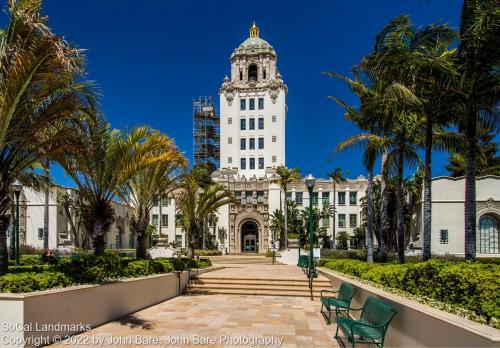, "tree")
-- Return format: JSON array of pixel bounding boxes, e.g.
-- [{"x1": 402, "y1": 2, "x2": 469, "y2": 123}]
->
[
  {"x1": 454, "y1": 0, "x2": 500, "y2": 261},
  {"x1": 0, "y1": 0, "x2": 96, "y2": 273},
  {"x1": 127, "y1": 145, "x2": 187, "y2": 259},
  {"x1": 272, "y1": 166, "x2": 301, "y2": 249},
  {"x1": 175, "y1": 176, "x2": 234, "y2": 257},
  {"x1": 60, "y1": 118, "x2": 174, "y2": 255},
  {"x1": 326, "y1": 168, "x2": 346, "y2": 249}
]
